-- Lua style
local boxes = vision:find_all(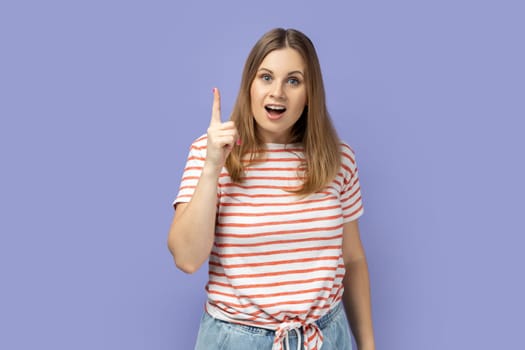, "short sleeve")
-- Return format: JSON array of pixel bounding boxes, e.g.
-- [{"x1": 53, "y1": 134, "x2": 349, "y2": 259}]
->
[
  {"x1": 172, "y1": 135, "x2": 208, "y2": 208},
  {"x1": 340, "y1": 143, "x2": 365, "y2": 223}
]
